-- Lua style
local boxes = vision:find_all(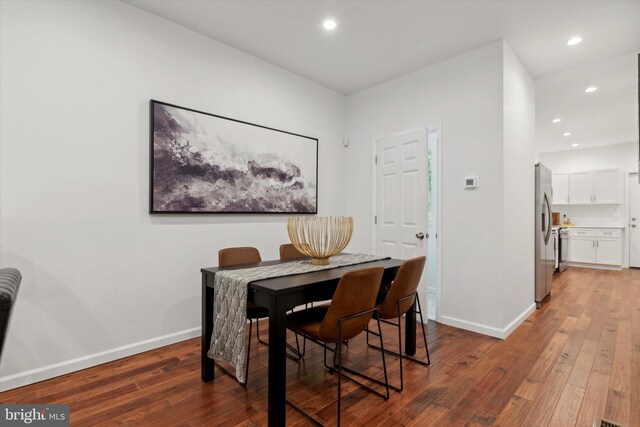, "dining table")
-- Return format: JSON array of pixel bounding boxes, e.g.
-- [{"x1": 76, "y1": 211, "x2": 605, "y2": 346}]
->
[{"x1": 200, "y1": 256, "x2": 415, "y2": 426}]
